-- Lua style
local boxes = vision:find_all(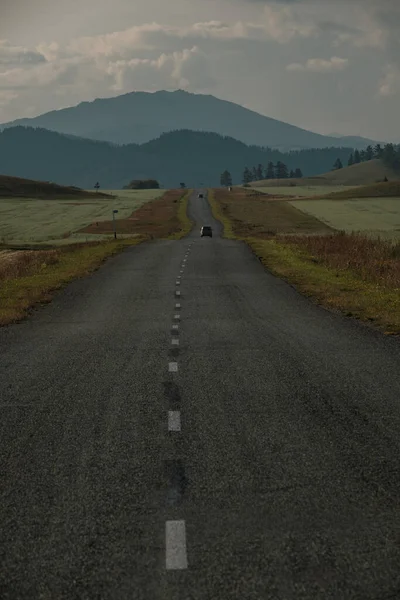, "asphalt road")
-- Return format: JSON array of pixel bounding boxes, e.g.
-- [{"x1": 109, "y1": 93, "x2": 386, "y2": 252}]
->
[{"x1": 1, "y1": 190, "x2": 400, "y2": 599}]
